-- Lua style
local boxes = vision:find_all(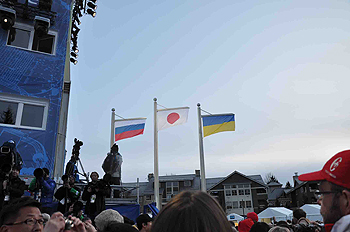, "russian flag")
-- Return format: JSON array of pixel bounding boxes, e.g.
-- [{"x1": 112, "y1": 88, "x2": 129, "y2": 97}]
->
[{"x1": 114, "y1": 118, "x2": 146, "y2": 141}]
